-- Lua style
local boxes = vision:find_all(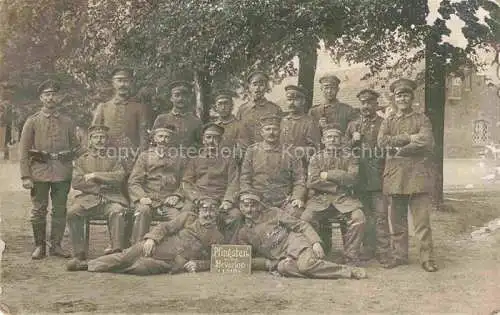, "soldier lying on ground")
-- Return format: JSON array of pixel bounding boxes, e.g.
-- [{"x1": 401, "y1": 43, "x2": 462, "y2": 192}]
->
[
  {"x1": 236, "y1": 191, "x2": 367, "y2": 280},
  {"x1": 66, "y1": 124, "x2": 129, "y2": 271},
  {"x1": 68, "y1": 198, "x2": 224, "y2": 274}
]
